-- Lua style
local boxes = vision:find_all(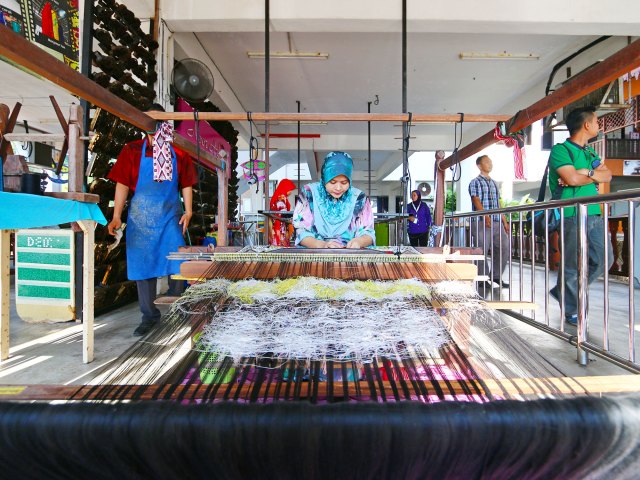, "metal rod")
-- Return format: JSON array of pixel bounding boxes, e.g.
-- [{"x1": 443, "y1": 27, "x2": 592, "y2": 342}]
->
[
  {"x1": 297, "y1": 100, "x2": 301, "y2": 192},
  {"x1": 264, "y1": 0, "x2": 270, "y2": 216},
  {"x1": 628, "y1": 200, "x2": 636, "y2": 362},
  {"x1": 577, "y1": 203, "x2": 589, "y2": 366},
  {"x1": 402, "y1": 0, "x2": 407, "y2": 115},
  {"x1": 603, "y1": 203, "x2": 610, "y2": 351},
  {"x1": 368, "y1": 101, "x2": 372, "y2": 197}
]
